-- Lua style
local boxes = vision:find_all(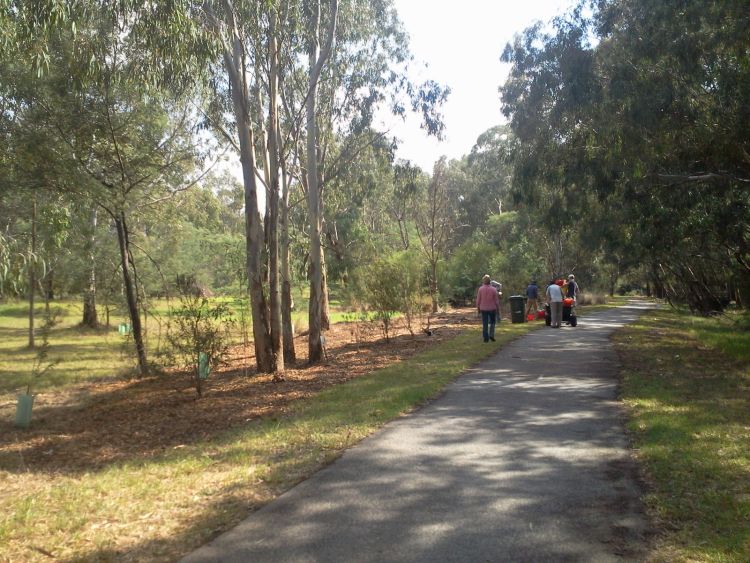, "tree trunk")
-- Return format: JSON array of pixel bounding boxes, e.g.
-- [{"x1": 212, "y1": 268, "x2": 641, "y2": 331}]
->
[
  {"x1": 430, "y1": 260, "x2": 439, "y2": 313},
  {"x1": 306, "y1": 92, "x2": 324, "y2": 364},
  {"x1": 82, "y1": 208, "x2": 99, "y2": 327},
  {"x1": 42, "y1": 271, "x2": 54, "y2": 302},
  {"x1": 281, "y1": 164, "x2": 296, "y2": 364},
  {"x1": 554, "y1": 235, "x2": 563, "y2": 279},
  {"x1": 223, "y1": 37, "x2": 274, "y2": 373},
  {"x1": 306, "y1": 25, "x2": 324, "y2": 363},
  {"x1": 320, "y1": 245, "x2": 330, "y2": 330},
  {"x1": 267, "y1": 10, "x2": 284, "y2": 376},
  {"x1": 28, "y1": 197, "x2": 36, "y2": 349},
  {"x1": 305, "y1": 0, "x2": 338, "y2": 364},
  {"x1": 114, "y1": 212, "x2": 148, "y2": 375}
]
